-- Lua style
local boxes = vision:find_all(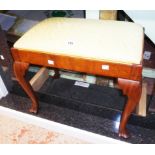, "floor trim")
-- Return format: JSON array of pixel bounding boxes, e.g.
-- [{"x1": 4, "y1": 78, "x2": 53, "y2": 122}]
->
[{"x1": 0, "y1": 106, "x2": 128, "y2": 144}]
